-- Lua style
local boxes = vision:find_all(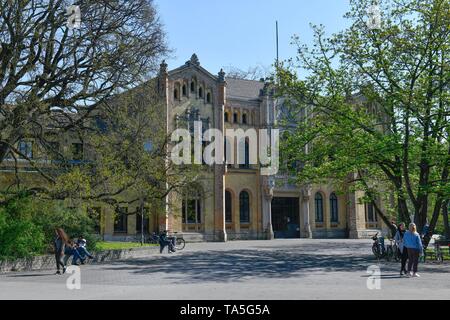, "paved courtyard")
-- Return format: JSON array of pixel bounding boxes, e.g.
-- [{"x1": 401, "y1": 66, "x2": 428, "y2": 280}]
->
[{"x1": 0, "y1": 239, "x2": 449, "y2": 300}]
